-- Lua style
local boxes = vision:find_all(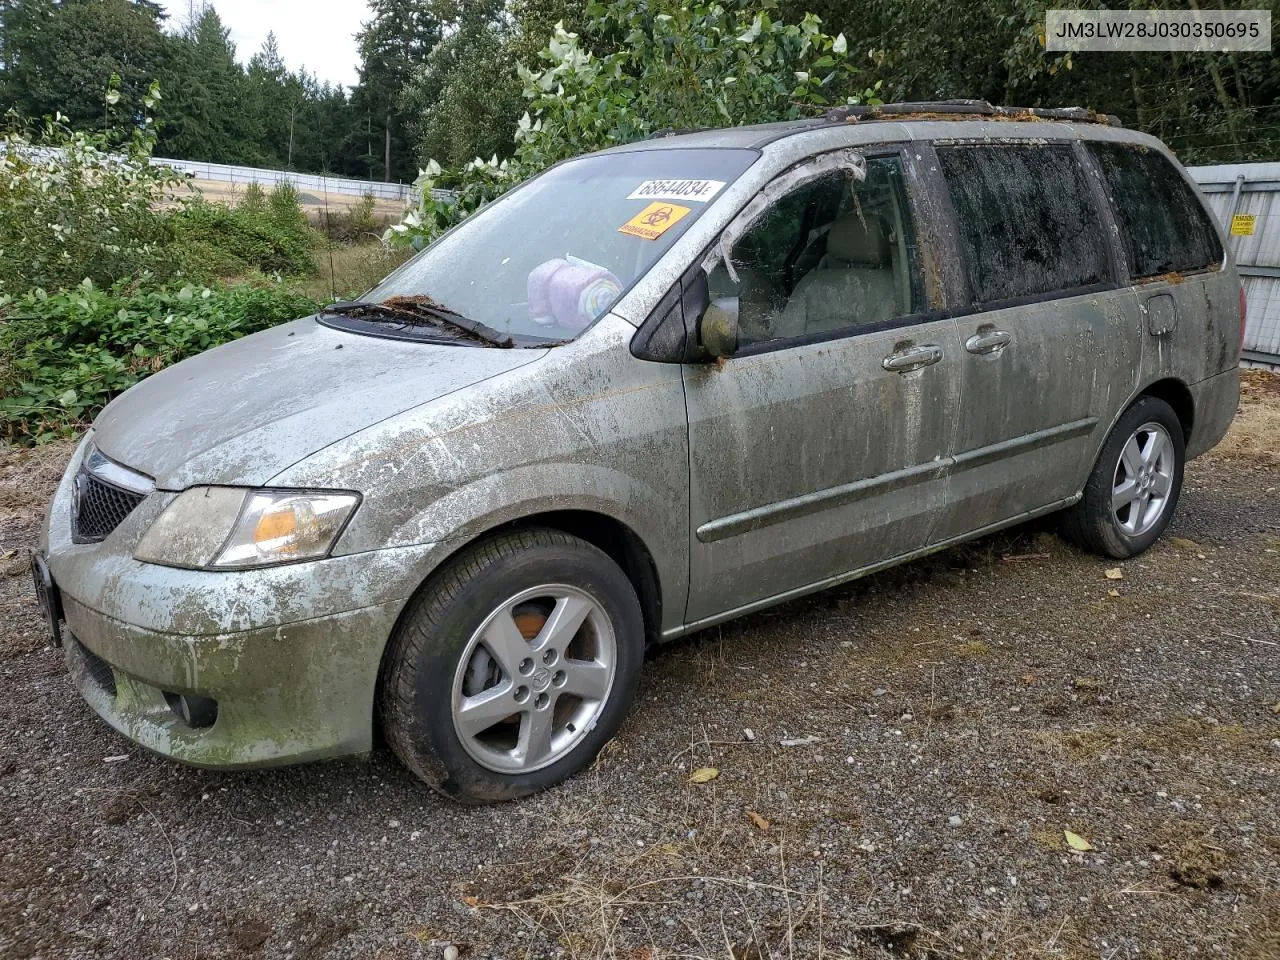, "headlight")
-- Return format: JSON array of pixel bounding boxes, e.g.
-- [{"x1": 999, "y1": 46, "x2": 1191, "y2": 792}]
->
[{"x1": 135, "y1": 487, "x2": 360, "y2": 570}]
